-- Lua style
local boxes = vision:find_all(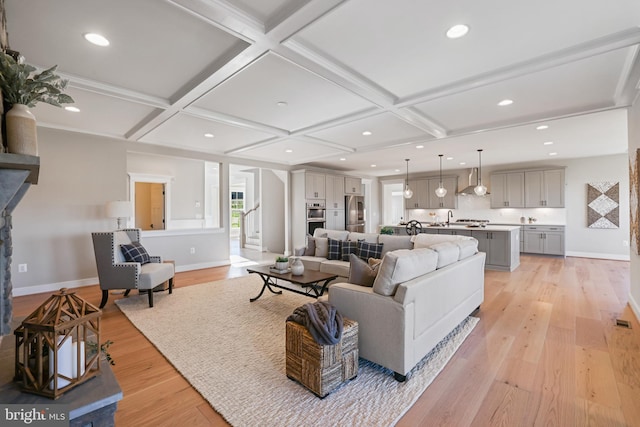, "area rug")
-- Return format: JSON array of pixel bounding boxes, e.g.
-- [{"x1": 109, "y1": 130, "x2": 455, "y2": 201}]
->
[{"x1": 116, "y1": 275, "x2": 478, "y2": 427}]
